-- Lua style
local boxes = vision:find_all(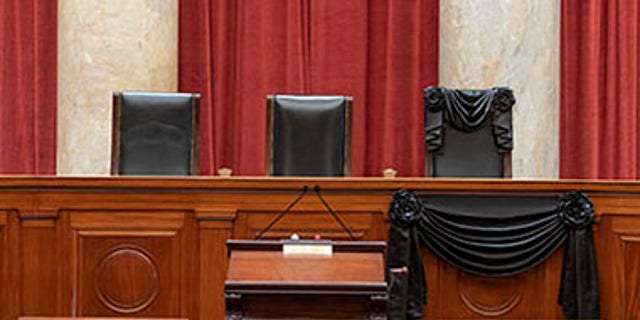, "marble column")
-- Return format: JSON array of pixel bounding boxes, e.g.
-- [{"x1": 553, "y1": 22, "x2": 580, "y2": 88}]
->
[
  {"x1": 57, "y1": 0, "x2": 178, "y2": 174},
  {"x1": 439, "y1": 0, "x2": 560, "y2": 178}
]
